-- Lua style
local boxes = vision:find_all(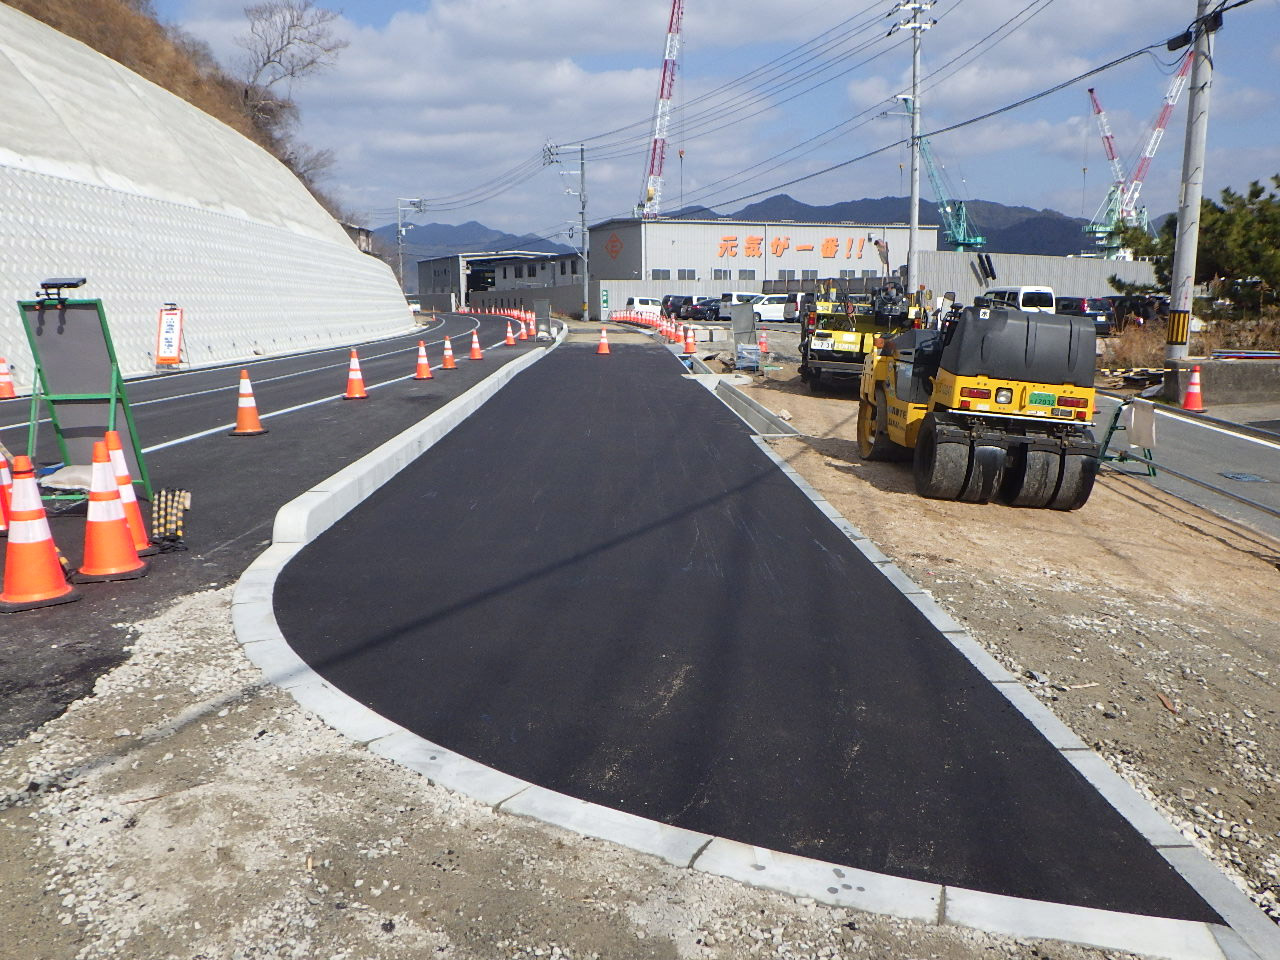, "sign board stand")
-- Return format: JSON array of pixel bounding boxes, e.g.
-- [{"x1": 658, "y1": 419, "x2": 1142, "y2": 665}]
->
[
  {"x1": 17, "y1": 285, "x2": 152, "y2": 501},
  {"x1": 154, "y1": 303, "x2": 186, "y2": 370}
]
